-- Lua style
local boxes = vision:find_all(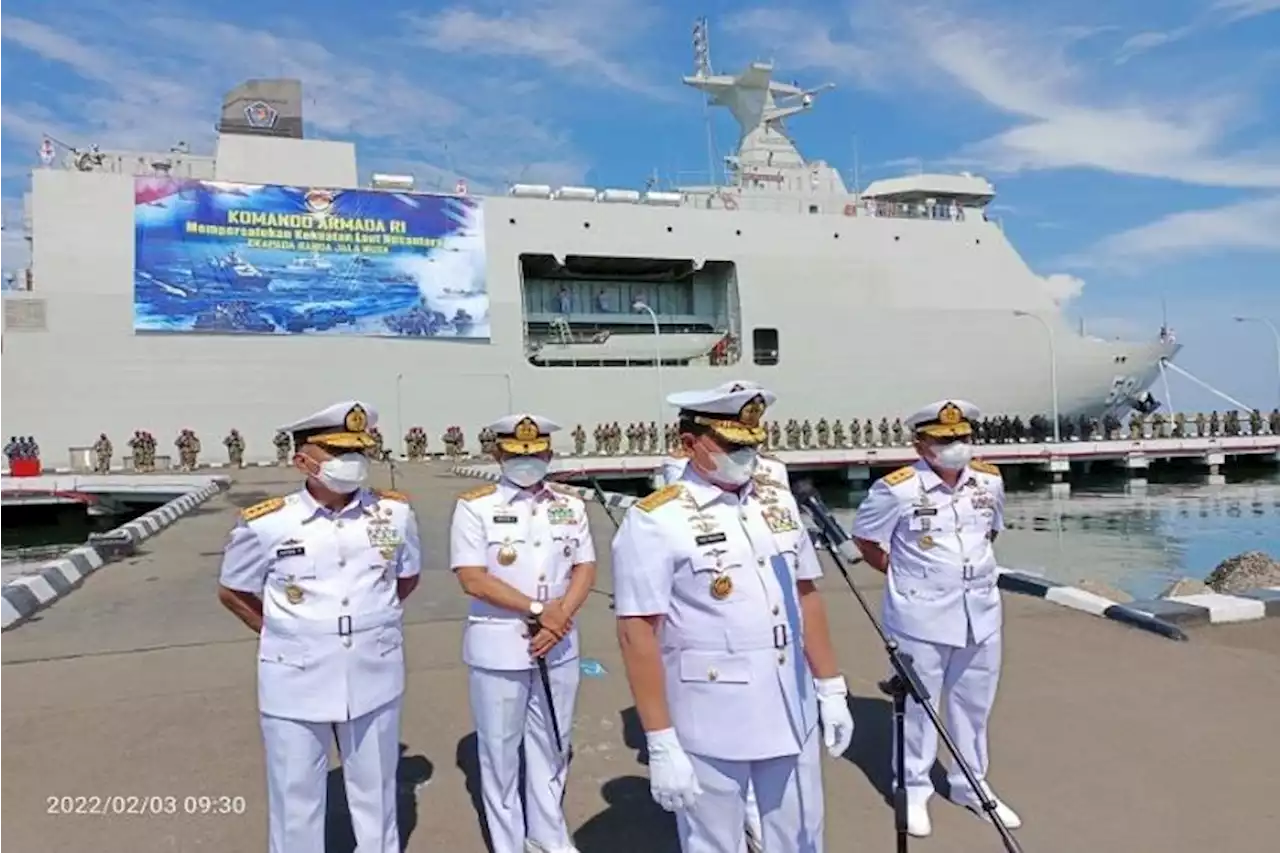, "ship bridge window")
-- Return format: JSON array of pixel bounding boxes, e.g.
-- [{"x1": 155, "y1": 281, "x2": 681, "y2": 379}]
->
[
  {"x1": 752, "y1": 328, "x2": 779, "y2": 366},
  {"x1": 519, "y1": 253, "x2": 743, "y2": 369}
]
